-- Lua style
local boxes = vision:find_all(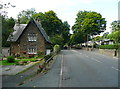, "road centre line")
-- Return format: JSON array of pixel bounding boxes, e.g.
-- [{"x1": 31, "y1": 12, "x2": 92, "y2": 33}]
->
[
  {"x1": 113, "y1": 57, "x2": 118, "y2": 59},
  {"x1": 91, "y1": 58, "x2": 102, "y2": 63}
]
